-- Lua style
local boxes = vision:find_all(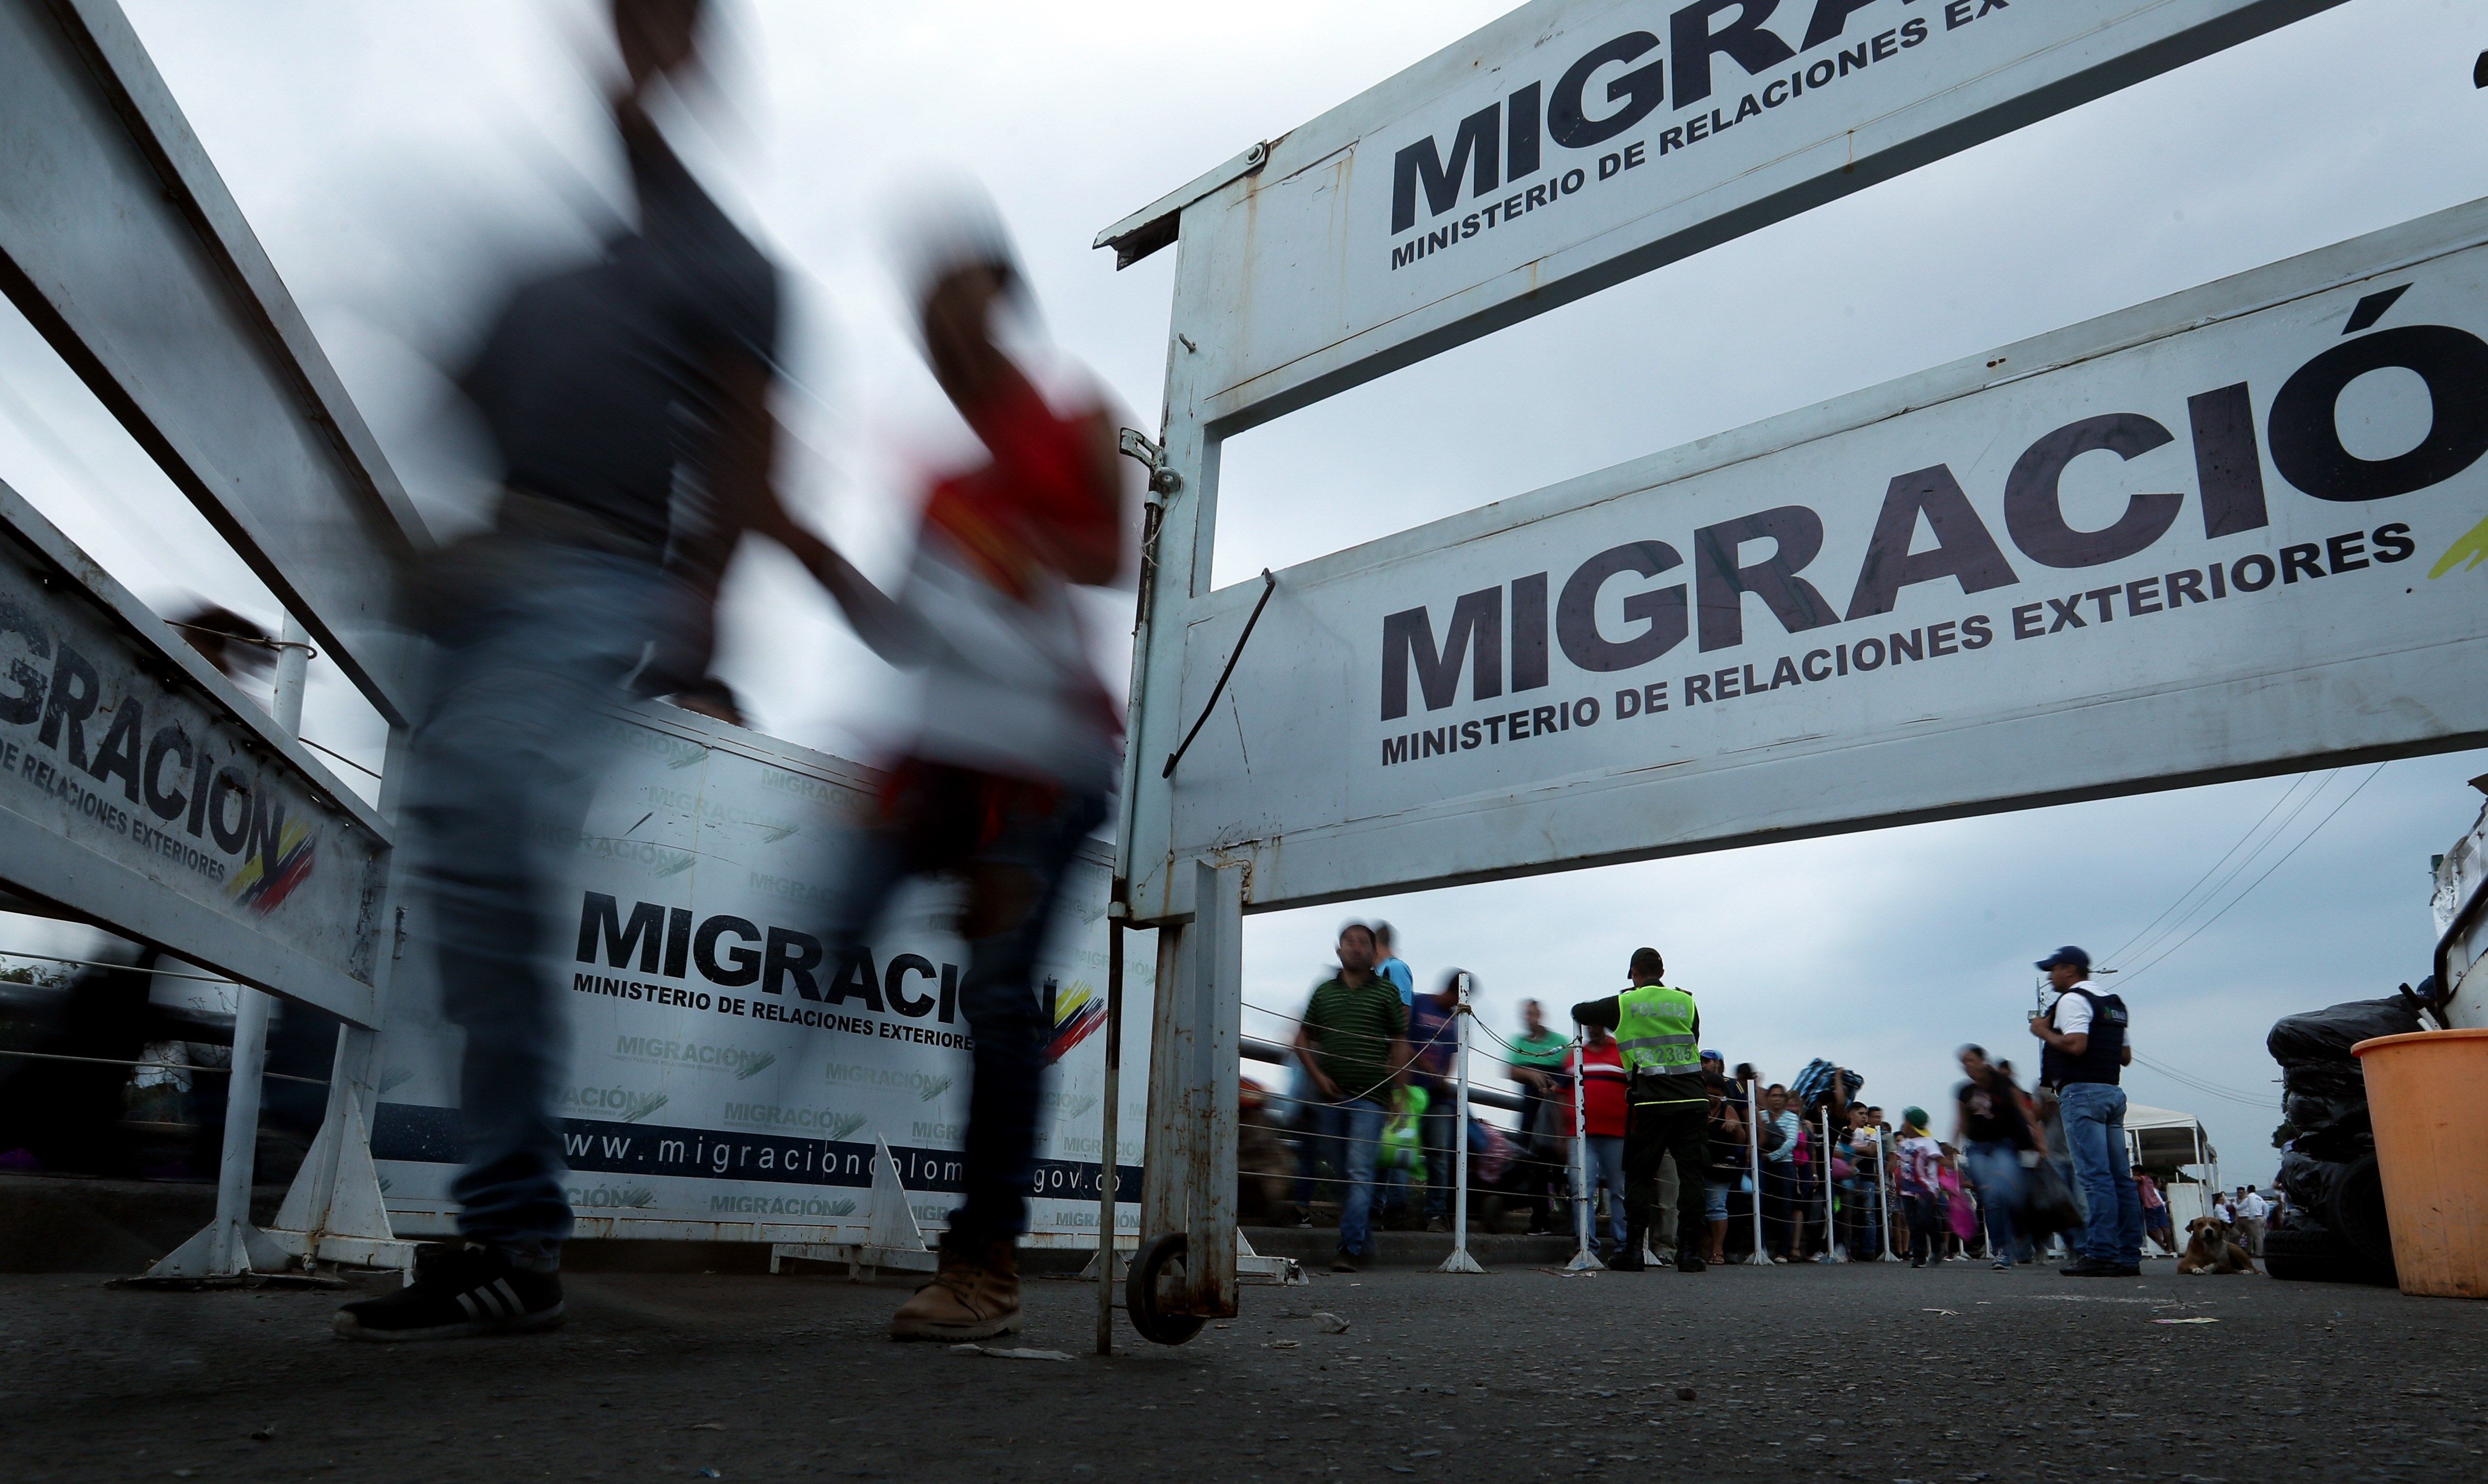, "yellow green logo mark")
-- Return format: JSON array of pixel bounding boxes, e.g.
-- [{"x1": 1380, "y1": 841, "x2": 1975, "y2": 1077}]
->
[{"x1": 2431, "y1": 513, "x2": 2488, "y2": 578}]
